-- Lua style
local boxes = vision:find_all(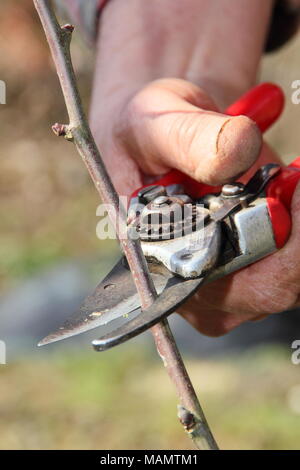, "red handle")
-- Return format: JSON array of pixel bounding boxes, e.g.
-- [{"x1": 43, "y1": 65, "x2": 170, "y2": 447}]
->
[
  {"x1": 225, "y1": 82, "x2": 284, "y2": 132},
  {"x1": 132, "y1": 82, "x2": 285, "y2": 199},
  {"x1": 266, "y1": 157, "x2": 300, "y2": 248}
]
